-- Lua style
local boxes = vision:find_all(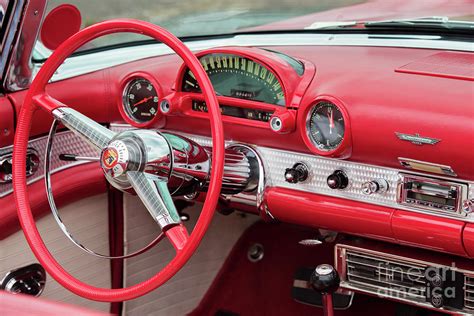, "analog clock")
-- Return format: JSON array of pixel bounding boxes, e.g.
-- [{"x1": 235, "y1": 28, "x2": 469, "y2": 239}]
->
[{"x1": 307, "y1": 101, "x2": 345, "y2": 151}]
